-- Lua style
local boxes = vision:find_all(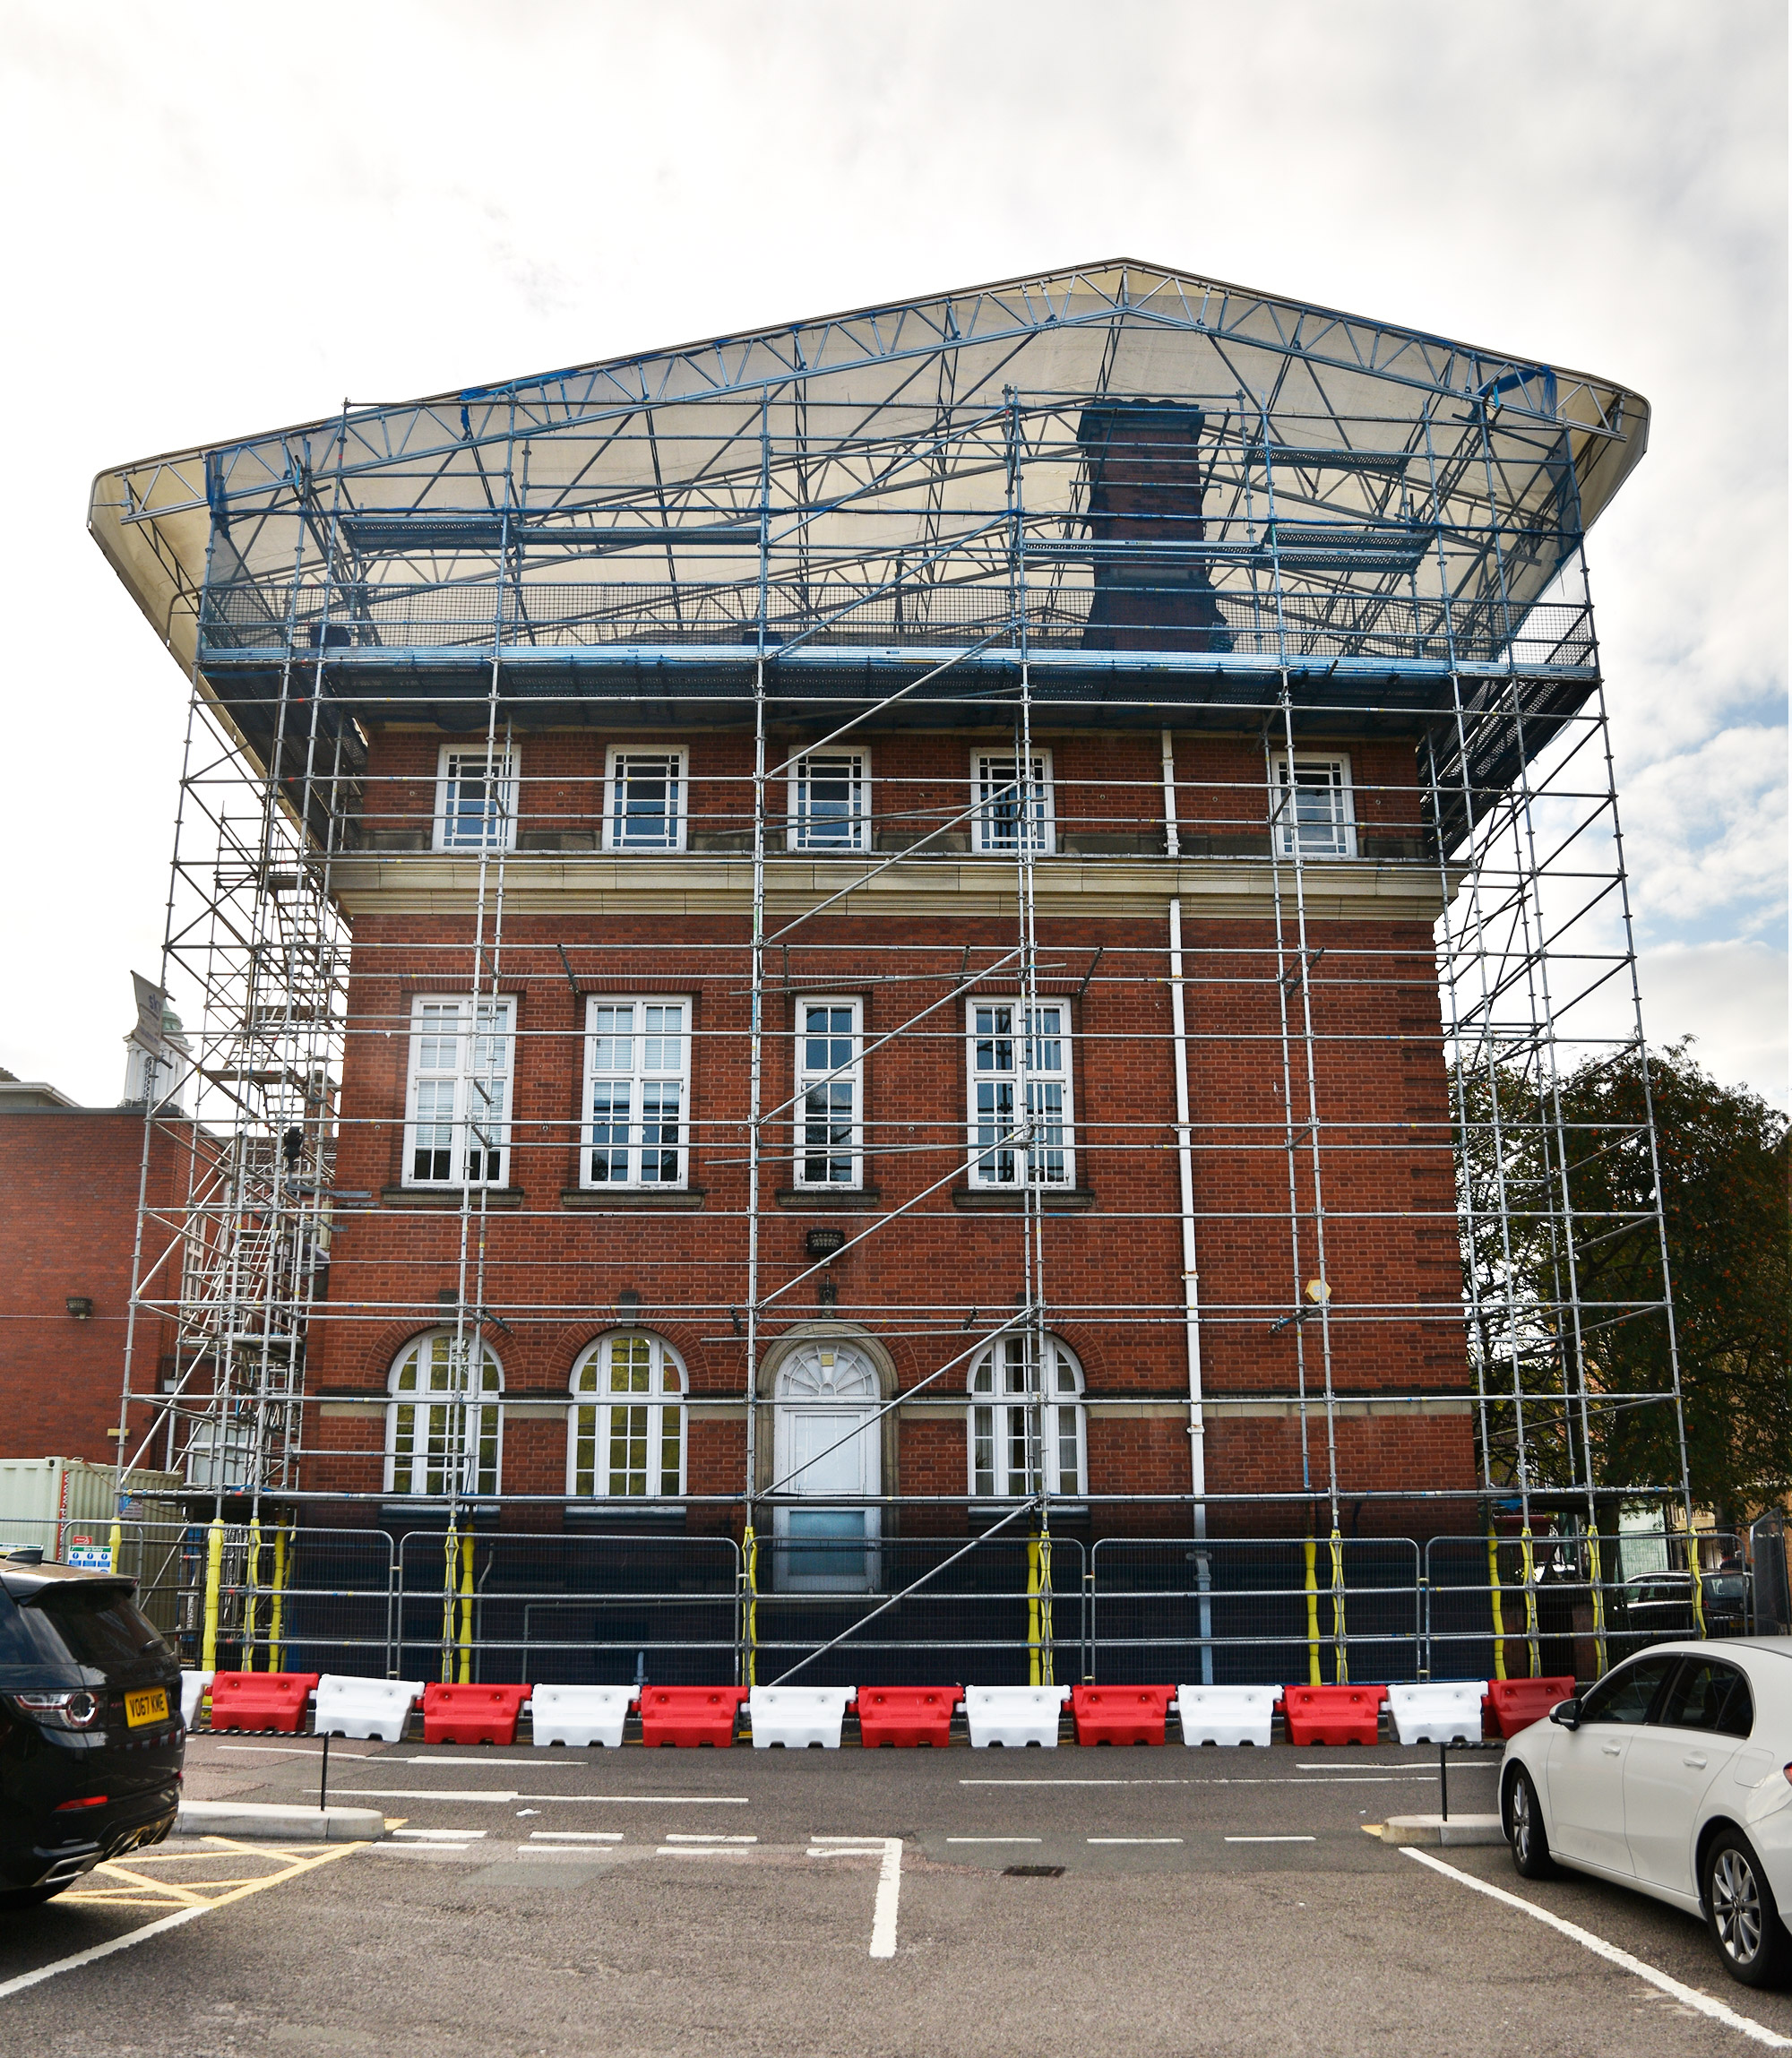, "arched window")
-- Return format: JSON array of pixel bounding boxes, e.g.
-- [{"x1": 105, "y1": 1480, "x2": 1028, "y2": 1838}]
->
[
  {"x1": 569, "y1": 1331, "x2": 686, "y2": 1499},
  {"x1": 969, "y1": 1332, "x2": 1085, "y2": 1500},
  {"x1": 386, "y1": 1330, "x2": 503, "y2": 1497}
]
